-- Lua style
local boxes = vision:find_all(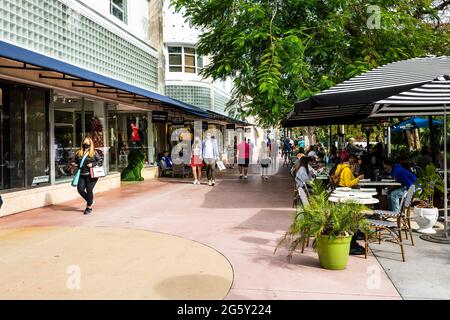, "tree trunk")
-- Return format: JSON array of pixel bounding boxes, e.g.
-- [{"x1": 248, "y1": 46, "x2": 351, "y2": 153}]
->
[
  {"x1": 405, "y1": 130, "x2": 415, "y2": 151},
  {"x1": 413, "y1": 128, "x2": 421, "y2": 150}
]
